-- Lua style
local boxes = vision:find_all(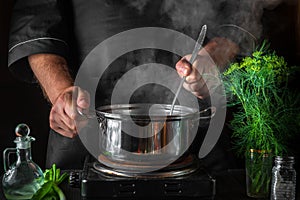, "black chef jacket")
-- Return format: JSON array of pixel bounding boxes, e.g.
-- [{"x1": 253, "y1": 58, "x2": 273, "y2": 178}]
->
[{"x1": 8, "y1": 0, "x2": 247, "y2": 170}]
